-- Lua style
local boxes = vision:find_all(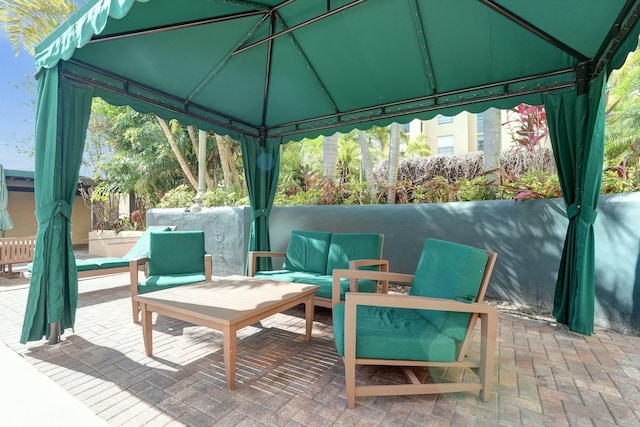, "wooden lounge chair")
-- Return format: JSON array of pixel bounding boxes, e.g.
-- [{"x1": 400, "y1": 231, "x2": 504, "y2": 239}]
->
[
  {"x1": 331, "y1": 238, "x2": 498, "y2": 408},
  {"x1": 24, "y1": 226, "x2": 176, "y2": 279},
  {"x1": 130, "y1": 230, "x2": 212, "y2": 323}
]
